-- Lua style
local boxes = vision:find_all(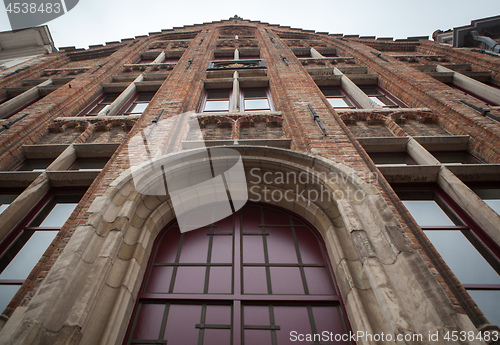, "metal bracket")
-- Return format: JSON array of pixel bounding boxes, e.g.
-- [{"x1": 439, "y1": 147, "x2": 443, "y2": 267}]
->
[{"x1": 308, "y1": 104, "x2": 327, "y2": 136}]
